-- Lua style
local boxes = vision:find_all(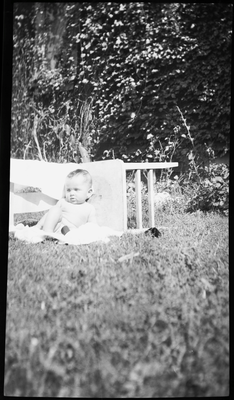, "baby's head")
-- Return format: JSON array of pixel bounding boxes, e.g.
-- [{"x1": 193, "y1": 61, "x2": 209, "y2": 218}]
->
[{"x1": 64, "y1": 169, "x2": 93, "y2": 204}]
